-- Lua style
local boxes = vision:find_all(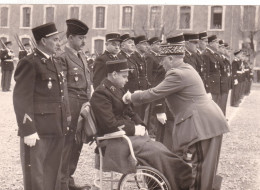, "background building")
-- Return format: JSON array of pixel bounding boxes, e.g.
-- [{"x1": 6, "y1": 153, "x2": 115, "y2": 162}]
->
[{"x1": 1, "y1": 4, "x2": 260, "y2": 65}]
